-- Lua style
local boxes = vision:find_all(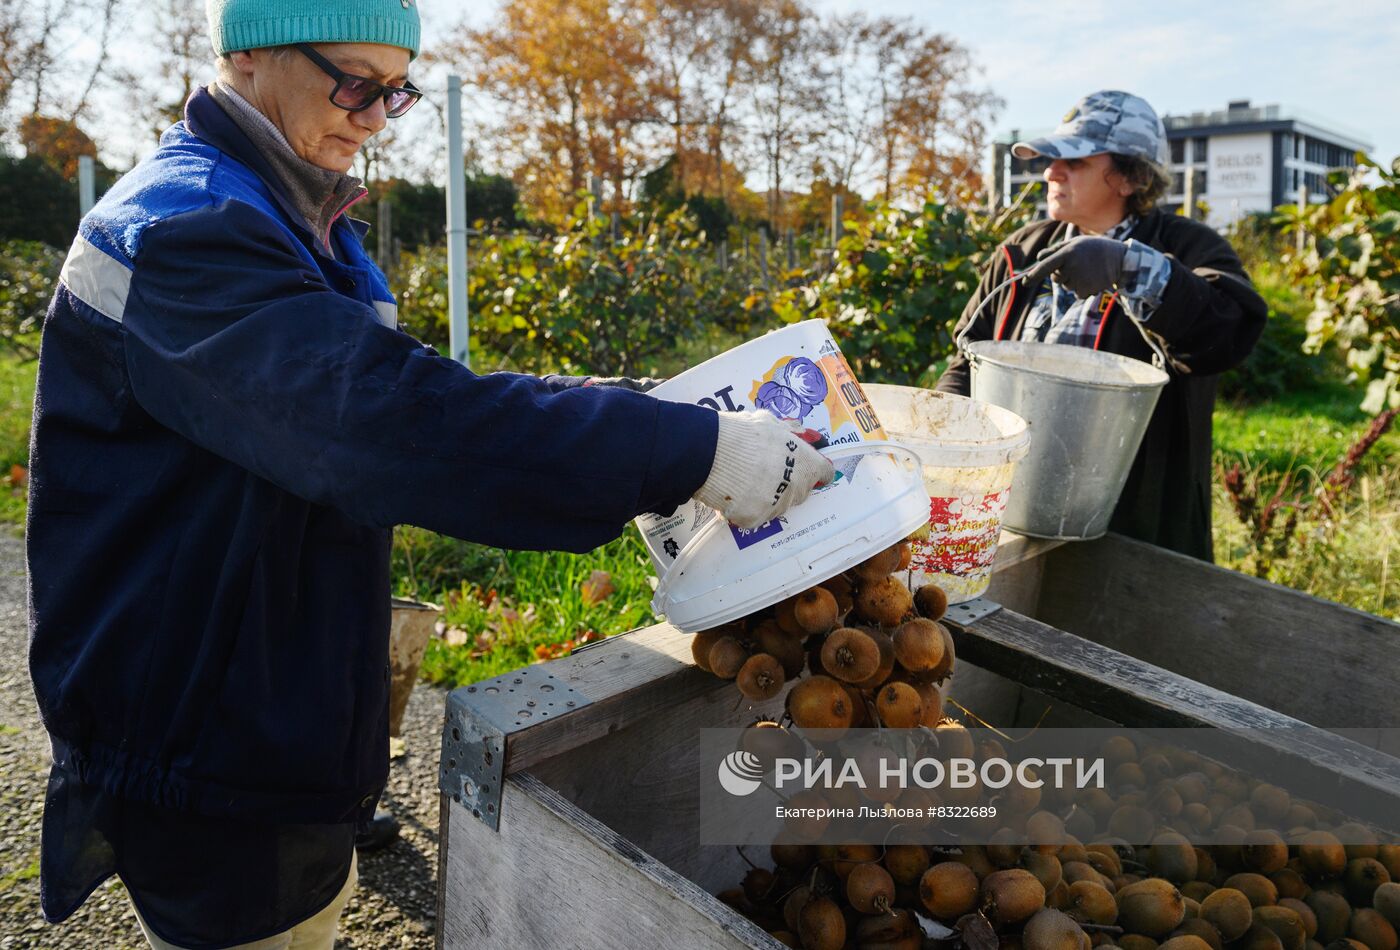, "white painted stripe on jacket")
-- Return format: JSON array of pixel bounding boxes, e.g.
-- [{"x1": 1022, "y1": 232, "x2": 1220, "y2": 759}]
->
[
  {"x1": 373, "y1": 300, "x2": 398, "y2": 329},
  {"x1": 59, "y1": 235, "x2": 131, "y2": 324}
]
